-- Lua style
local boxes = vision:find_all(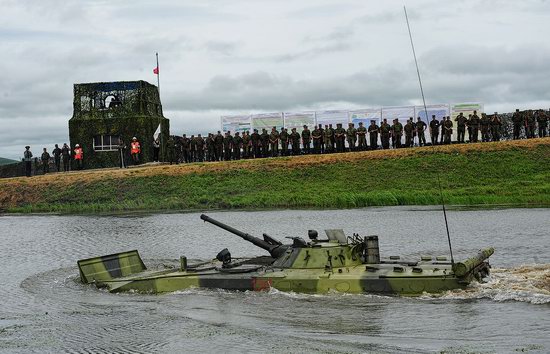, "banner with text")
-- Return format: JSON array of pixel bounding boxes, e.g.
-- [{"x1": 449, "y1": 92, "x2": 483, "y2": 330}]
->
[
  {"x1": 349, "y1": 109, "x2": 382, "y2": 127},
  {"x1": 414, "y1": 104, "x2": 450, "y2": 143},
  {"x1": 283, "y1": 111, "x2": 315, "y2": 135},
  {"x1": 450, "y1": 103, "x2": 484, "y2": 119},
  {"x1": 381, "y1": 106, "x2": 415, "y2": 126},
  {"x1": 251, "y1": 112, "x2": 284, "y2": 131},
  {"x1": 221, "y1": 115, "x2": 251, "y2": 133},
  {"x1": 315, "y1": 110, "x2": 349, "y2": 127}
]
